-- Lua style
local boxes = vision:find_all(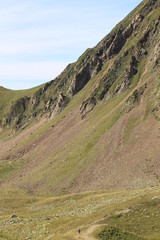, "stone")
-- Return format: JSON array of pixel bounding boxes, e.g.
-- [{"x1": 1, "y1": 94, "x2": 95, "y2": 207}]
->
[{"x1": 10, "y1": 214, "x2": 17, "y2": 218}]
